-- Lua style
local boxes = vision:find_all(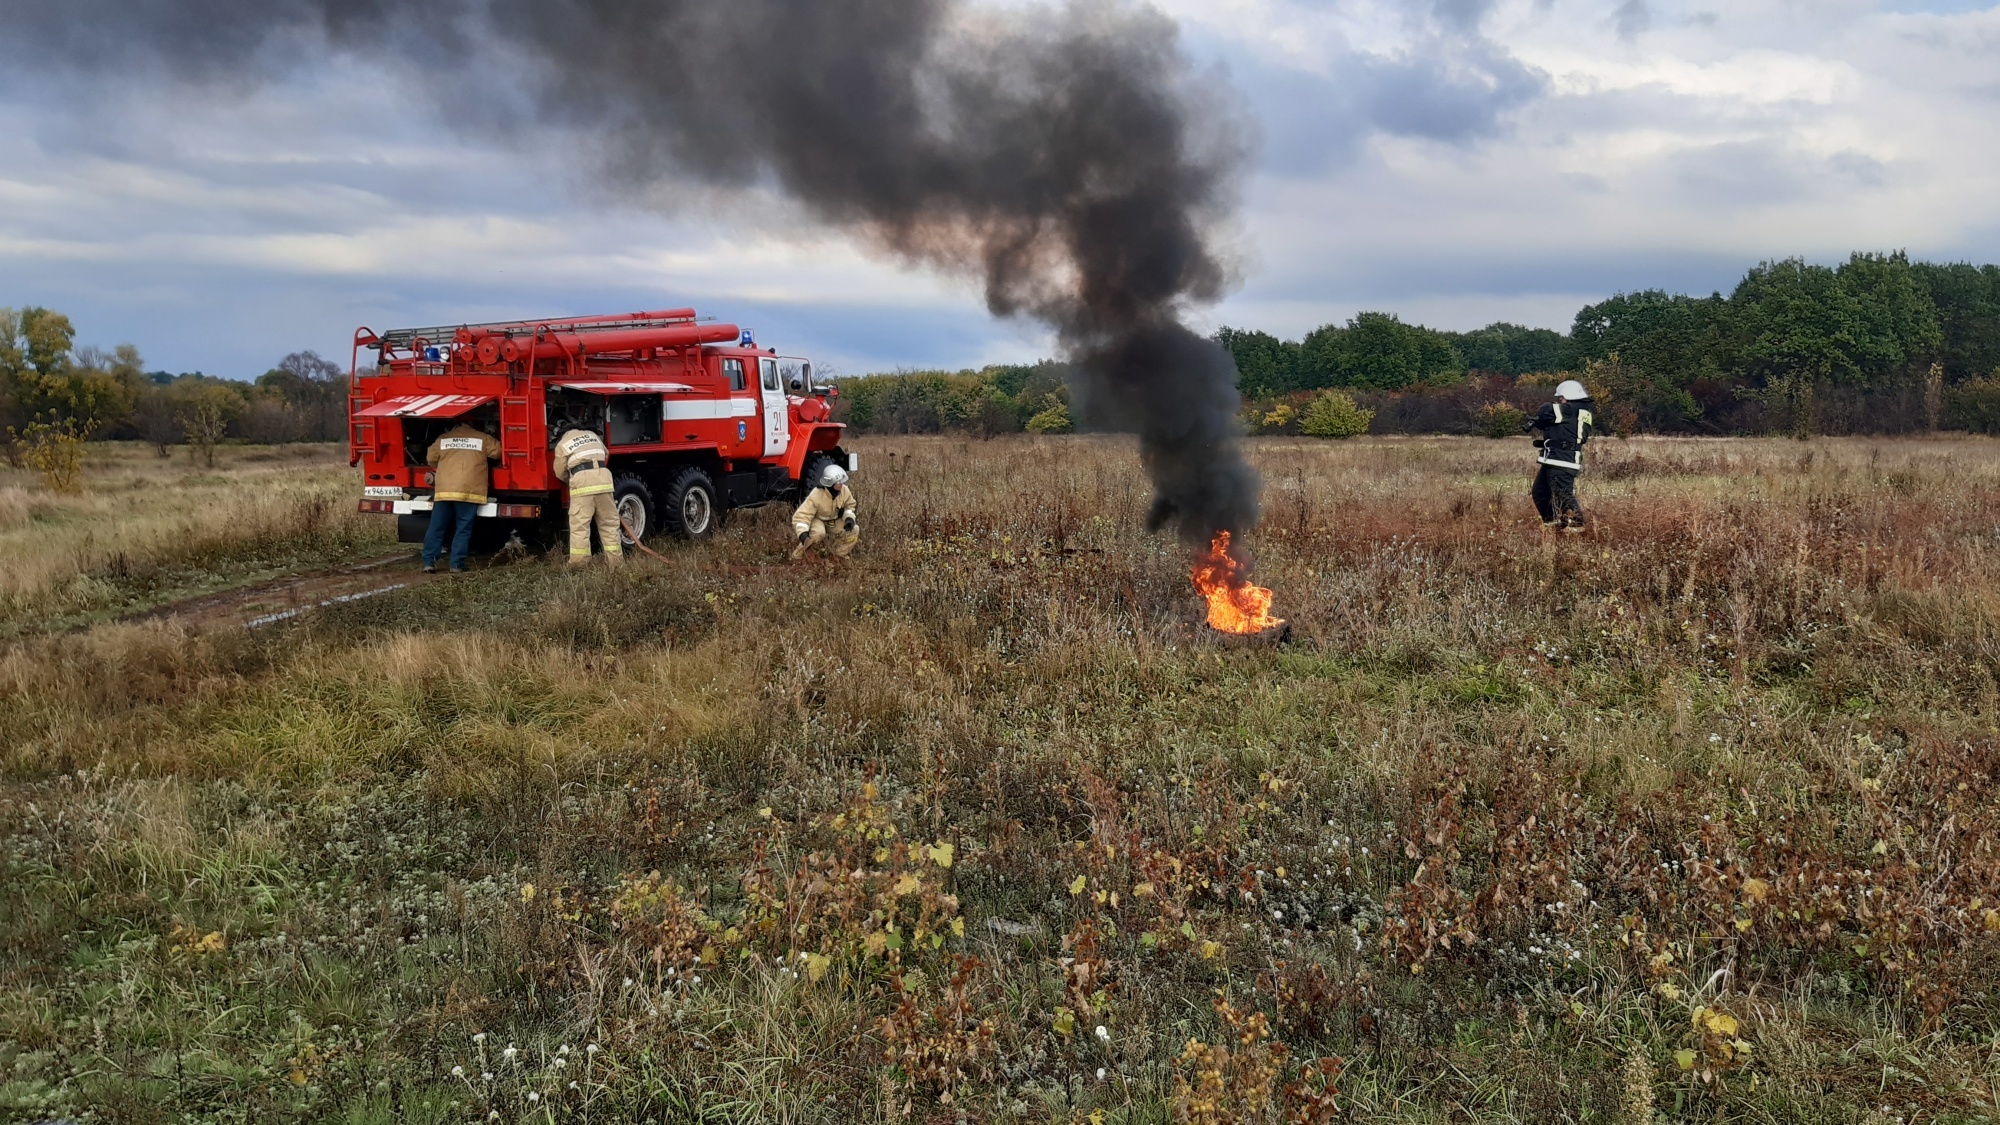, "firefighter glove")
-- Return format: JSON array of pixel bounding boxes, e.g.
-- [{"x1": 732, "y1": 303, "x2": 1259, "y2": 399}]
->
[
  {"x1": 797, "y1": 528, "x2": 811, "y2": 545},
  {"x1": 1532, "y1": 437, "x2": 1544, "y2": 447},
  {"x1": 843, "y1": 516, "x2": 855, "y2": 532}
]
